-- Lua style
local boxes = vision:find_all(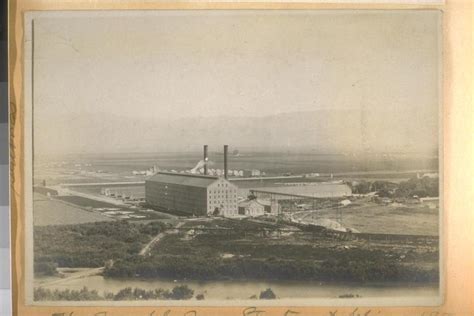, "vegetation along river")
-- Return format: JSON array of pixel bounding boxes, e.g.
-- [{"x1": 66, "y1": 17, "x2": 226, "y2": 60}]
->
[{"x1": 35, "y1": 275, "x2": 438, "y2": 301}]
